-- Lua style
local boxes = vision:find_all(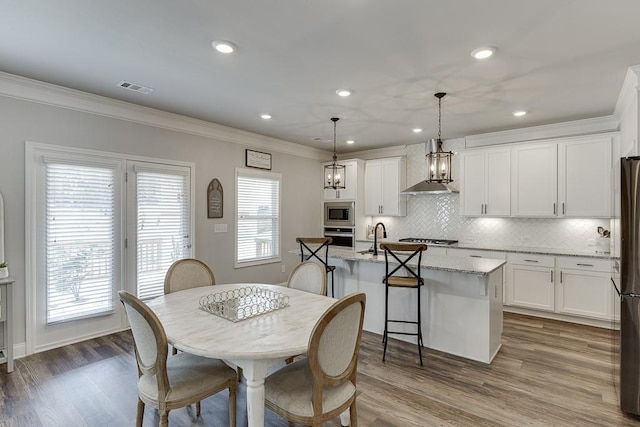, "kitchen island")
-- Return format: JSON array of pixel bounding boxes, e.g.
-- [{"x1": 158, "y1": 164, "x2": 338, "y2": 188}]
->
[{"x1": 326, "y1": 248, "x2": 506, "y2": 364}]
